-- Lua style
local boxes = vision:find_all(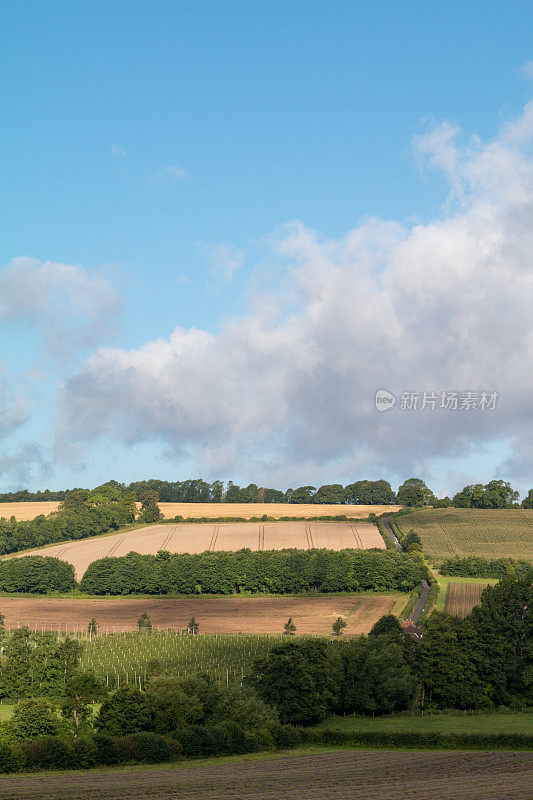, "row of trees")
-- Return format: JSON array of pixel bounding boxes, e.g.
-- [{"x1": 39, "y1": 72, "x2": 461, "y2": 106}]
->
[
  {"x1": 251, "y1": 574, "x2": 533, "y2": 723},
  {"x1": 79, "y1": 549, "x2": 429, "y2": 596},
  {"x1": 3, "y1": 477, "x2": 532, "y2": 508},
  {"x1": 439, "y1": 555, "x2": 532, "y2": 579}
]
